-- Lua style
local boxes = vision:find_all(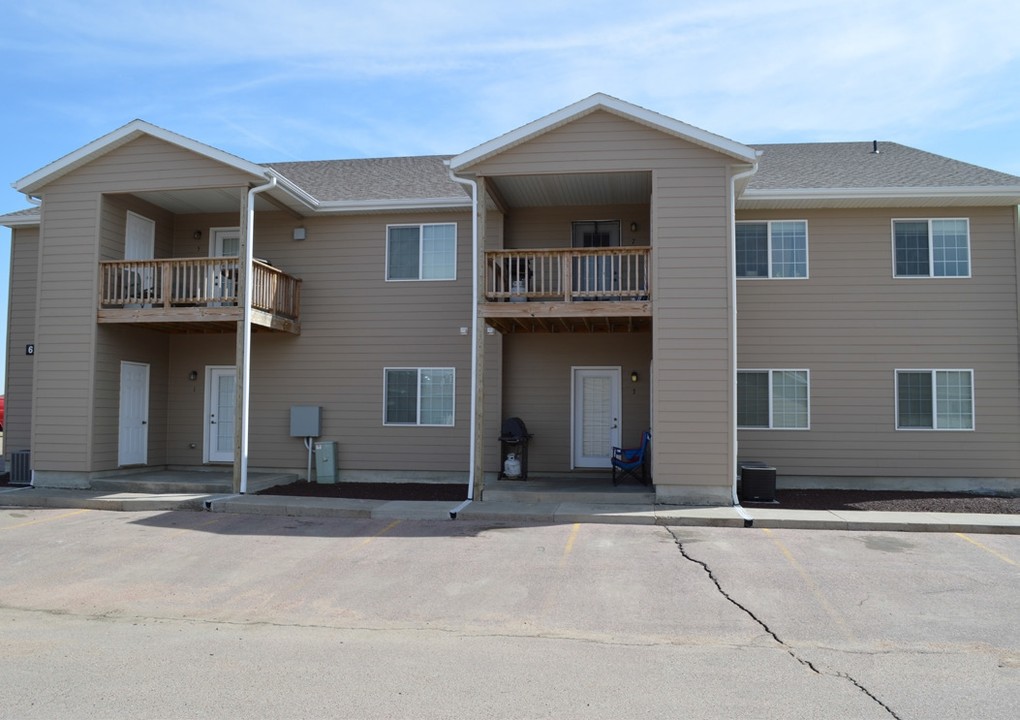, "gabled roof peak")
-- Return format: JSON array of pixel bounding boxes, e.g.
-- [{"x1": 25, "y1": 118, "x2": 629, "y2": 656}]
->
[
  {"x1": 14, "y1": 119, "x2": 271, "y2": 195},
  {"x1": 450, "y1": 93, "x2": 759, "y2": 171}
]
